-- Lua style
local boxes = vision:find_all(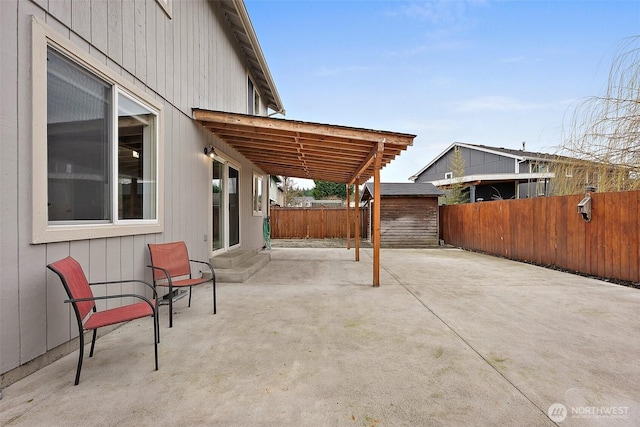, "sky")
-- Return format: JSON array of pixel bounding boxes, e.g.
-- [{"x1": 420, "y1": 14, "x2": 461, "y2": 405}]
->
[{"x1": 244, "y1": 0, "x2": 640, "y2": 188}]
